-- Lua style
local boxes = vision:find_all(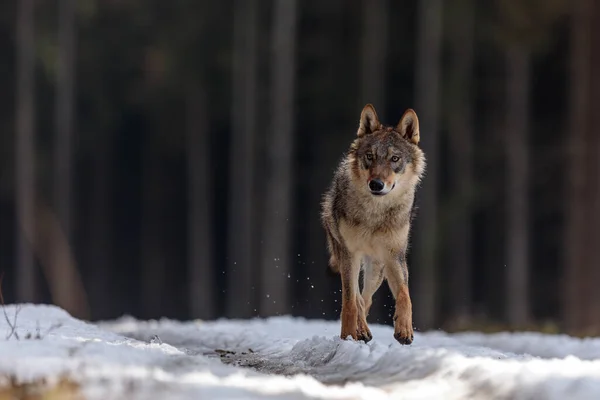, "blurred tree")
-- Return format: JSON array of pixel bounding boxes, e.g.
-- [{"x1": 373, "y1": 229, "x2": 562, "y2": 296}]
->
[
  {"x1": 478, "y1": 65, "x2": 506, "y2": 323},
  {"x1": 360, "y1": 0, "x2": 388, "y2": 115},
  {"x1": 585, "y1": 0, "x2": 600, "y2": 332},
  {"x1": 564, "y1": 0, "x2": 588, "y2": 334},
  {"x1": 139, "y1": 34, "x2": 177, "y2": 318},
  {"x1": 155, "y1": 0, "x2": 219, "y2": 320},
  {"x1": 139, "y1": 5, "x2": 172, "y2": 318},
  {"x1": 88, "y1": 126, "x2": 115, "y2": 319},
  {"x1": 413, "y1": 0, "x2": 443, "y2": 330},
  {"x1": 15, "y1": 0, "x2": 36, "y2": 303},
  {"x1": 297, "y1": 0, "x2": 349, "y2": 320},
  {"x1": 140, "y1": 119, "x2": 168, "y2": 318},
  {"x1": 493, "y1": 0, "x2": 566, "y2": 327},
  {"x1": 54, "y1": 0, "x2": 75, "y2": 272},
  {"x1": 445, "y1": 0, "x2": 475, "y2": 327},
  {"x1": 259, "y1": 0, "x2": 297, "y2": 316},
  {"x1": 79, "y1": 4, "x2": 123, "y2": 319},
  {"x1": 51, "y1": 0, "x2": 88, "y2": 318},
  {"x1": 504, "y1": 43, "x2": 531, "y2": 327},
  {"x1": 227, "y1": 0, "x2": 259, "y2": 318},
  {"x1": 565, "y1": 0, "x2": 600, "y2": 335},
  {"x1": 187, "y1": 83, "x2": 214, "y2": 319},
  {"x1": 31, "y1": 202, "x2": 89, "y2": 319}
]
